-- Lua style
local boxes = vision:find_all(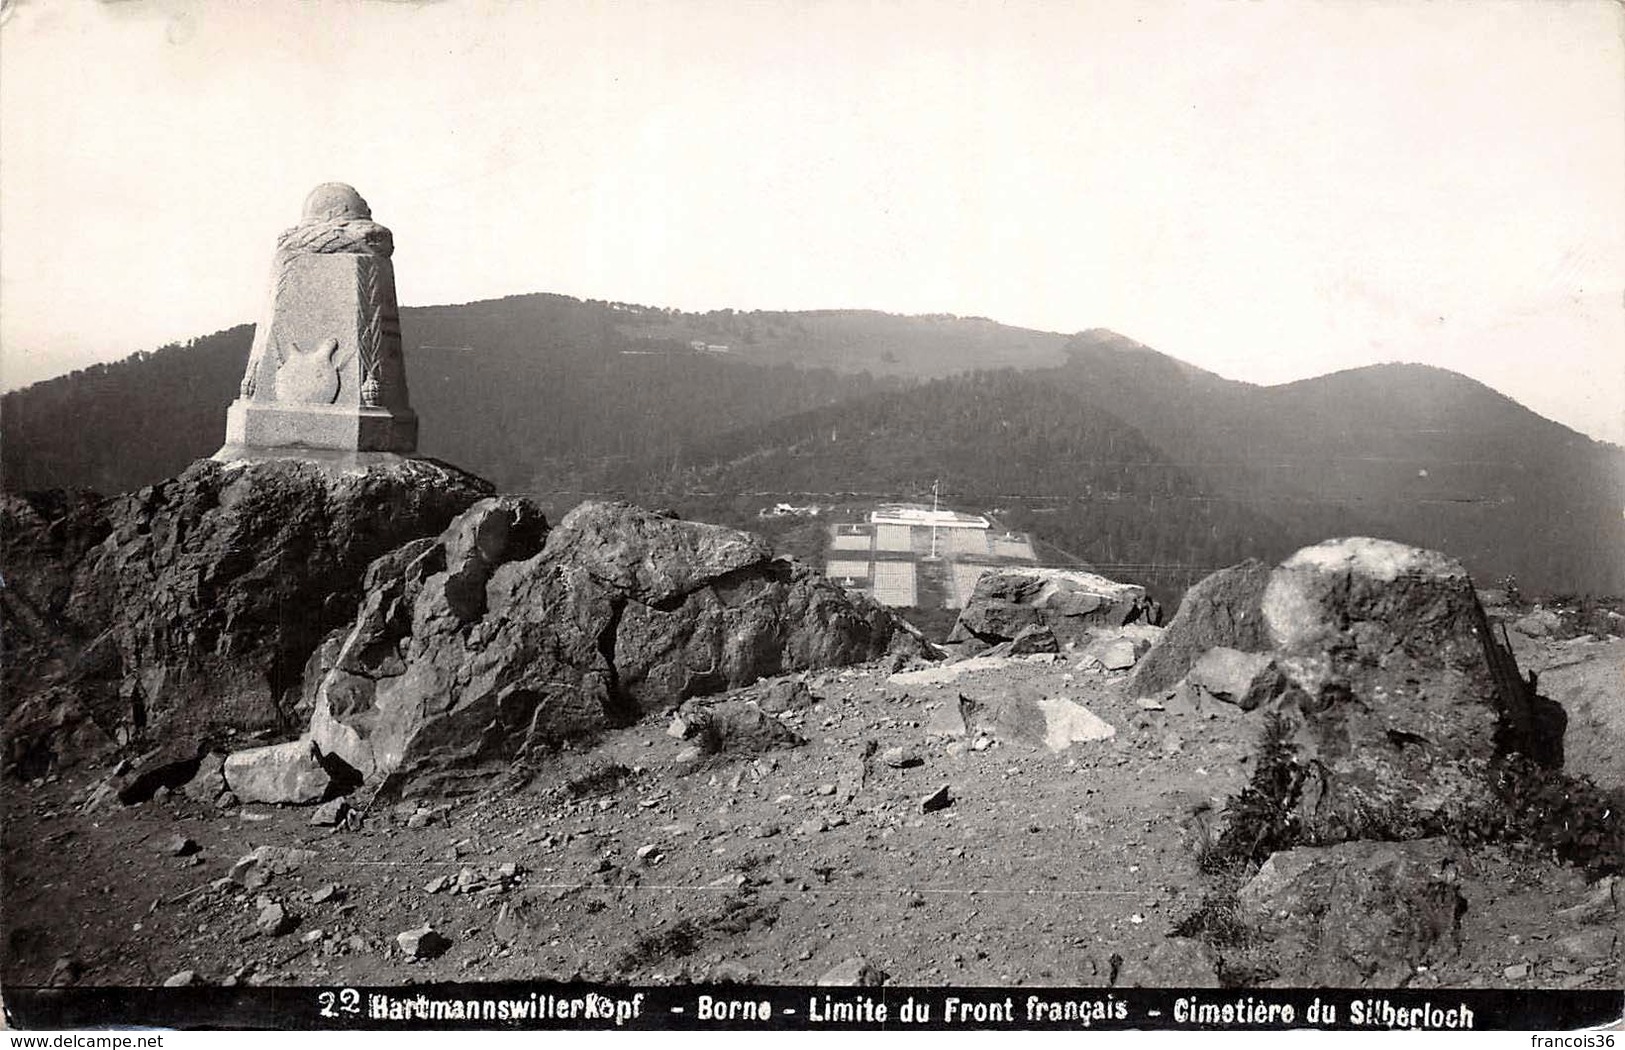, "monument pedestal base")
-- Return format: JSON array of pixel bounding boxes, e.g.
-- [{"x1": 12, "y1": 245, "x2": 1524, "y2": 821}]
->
[{"x1": 214, "y1": 401, "x2": 418, "y2": 460}]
